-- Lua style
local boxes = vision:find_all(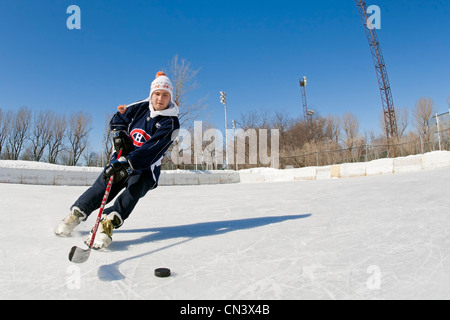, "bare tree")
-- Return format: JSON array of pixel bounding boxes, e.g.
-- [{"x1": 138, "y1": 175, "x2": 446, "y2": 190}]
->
[
  {"x1": 413, "y1": 97, "x2": 435, "y2": 146},
  {"x1": 238, "y1": 109, "x2": 271, "y2": 130},
  {"x1": 395, "y1": 106, "x2": 409, "y2": 139},
  {"x1": 83, "y1": 150, "x2": 102, "y2": 167},
  {"x1": 284, "y1": 119, "x2": 308, "y2": 151},
  {"x1": 67, "y1": 111, "x2": 92, "y2": 166},
  {"x1": 29, "y1": 110, "x2": 54, "y2": 161},
  {"x1": 167, "y1": 54, "x2": 207, "y2": 128},
  {"x1": 341, "y1": 112, "x2": 360, "y2": 160},
  {"x1": 0, "y1": 108, "x2": 12, "y2": 159},
  {"x1": 6, "y1": 106, "x2": 32, "y2": 160},
  {"x1": 48, "y1": 113, "x2": 67, "y2": 164},
  {"x1": 309, "y1": 115, "x2": 331, "y2": 143},
  {"x1": 271, "y1": 110, "x2": 293, "y2": 150},
  {"x1": 102, "y1": 113, "x2": 114, "y2": 166},
  {"x1": 325, "y1": 114, "x2": 341, "y2": 144}
]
